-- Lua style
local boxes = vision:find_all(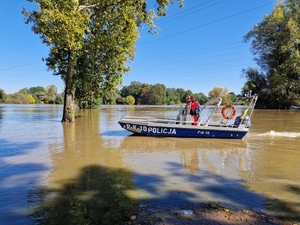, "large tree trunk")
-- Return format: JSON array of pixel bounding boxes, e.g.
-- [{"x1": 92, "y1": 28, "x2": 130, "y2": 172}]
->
[{"x1": 62, "y1": 51, "x2": 76, "y2": 122}]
